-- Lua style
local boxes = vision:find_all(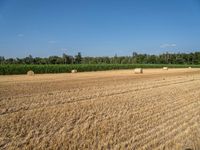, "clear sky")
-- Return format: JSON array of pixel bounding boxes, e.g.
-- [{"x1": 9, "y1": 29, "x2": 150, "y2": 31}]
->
[{"x1": 0, "y1": 0, "x2": 200, "y2": 58}]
